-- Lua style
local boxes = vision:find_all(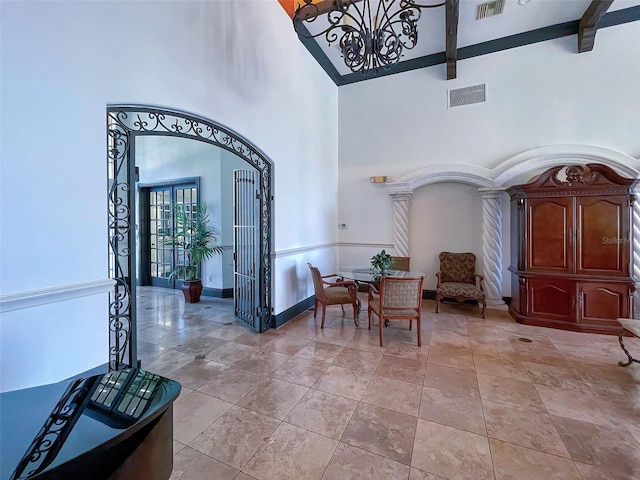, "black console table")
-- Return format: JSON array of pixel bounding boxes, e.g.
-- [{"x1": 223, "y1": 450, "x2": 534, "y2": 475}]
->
[{"x1": 1, "y1": 368, "x2": 181, "y2": 480}]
